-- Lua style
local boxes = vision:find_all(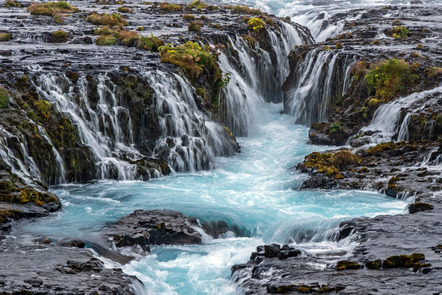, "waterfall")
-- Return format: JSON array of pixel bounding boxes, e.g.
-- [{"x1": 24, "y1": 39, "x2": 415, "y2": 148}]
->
[
  {"x1": 218, "y1": 22, "x2": 310, "y2": 136},
  {"x1": 283, "y1": 48, "x2": 356, "y2": 126},
  {"x1": 362, "y1": 85, "x2": 442, "y2": 143},
  {"x1": 146, "y1": 71, "x2": 237, "y2": 172}
]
